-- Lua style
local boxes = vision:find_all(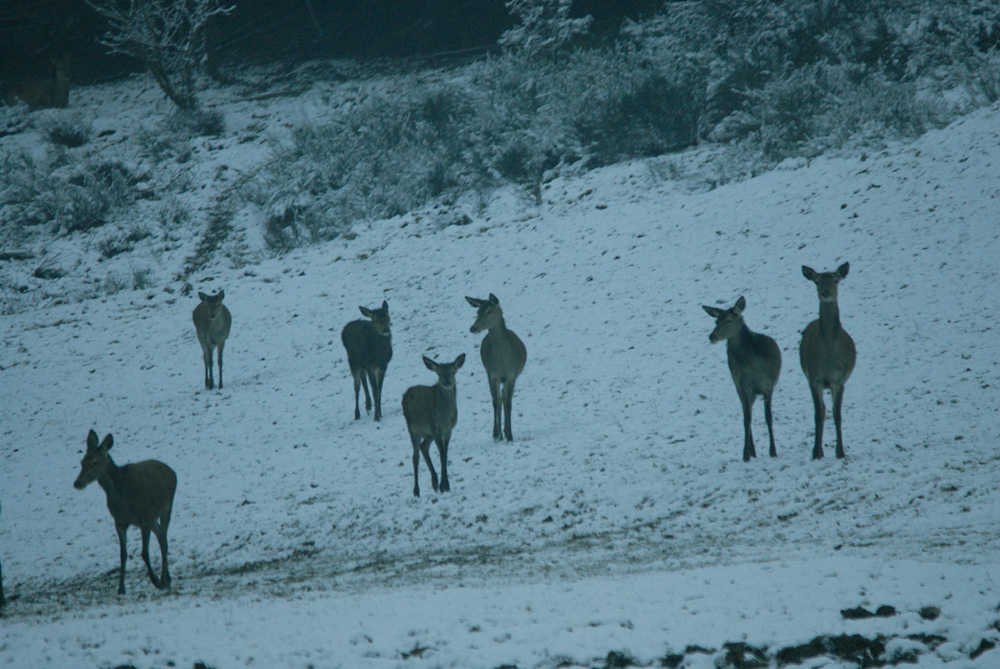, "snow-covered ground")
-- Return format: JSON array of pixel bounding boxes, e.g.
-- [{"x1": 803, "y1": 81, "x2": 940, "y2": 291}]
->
[{"x1": 1, "y1": 70, "x2": 999, "y2": 668}]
